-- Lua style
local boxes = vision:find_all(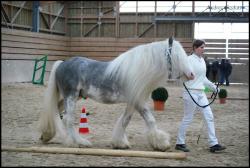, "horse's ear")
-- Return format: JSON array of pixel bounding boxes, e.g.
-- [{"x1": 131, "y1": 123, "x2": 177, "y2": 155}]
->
[{"x1": 169, "y1": 36, "x2": 174, "y2": 45}]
